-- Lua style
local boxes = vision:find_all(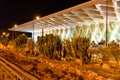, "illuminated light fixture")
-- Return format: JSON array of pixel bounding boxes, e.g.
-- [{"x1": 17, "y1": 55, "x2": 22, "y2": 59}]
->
[
  {"x1": 36, "y1": 16, "x2": 40, "y2": 20},
  {"x1": 6, "y1": 33, "x2": 10, "y2": 37},
  {"x1": 14, "y1": 24, "x2": 17, "y2": 28},
  {"x1": 22, "y1": 33, "x2": 25, "y2": 36},
  {"x1": 2, "y1": 32, "x2": 6, "y2": 35}
]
